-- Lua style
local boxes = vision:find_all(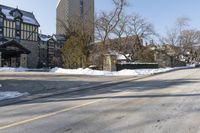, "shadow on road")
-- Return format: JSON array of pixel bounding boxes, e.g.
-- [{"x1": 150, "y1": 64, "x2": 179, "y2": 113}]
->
[{"x1": 0, "y1": 77, "x2": 198, "y2": 106}]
